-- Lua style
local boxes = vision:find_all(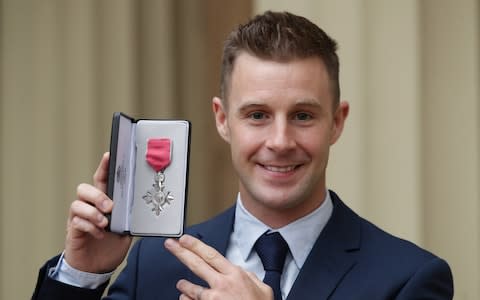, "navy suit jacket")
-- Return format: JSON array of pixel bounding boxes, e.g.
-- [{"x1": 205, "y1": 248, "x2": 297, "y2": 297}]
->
[{"x1": 33, "y1": 191, "x2": 453, "y2": 299}]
